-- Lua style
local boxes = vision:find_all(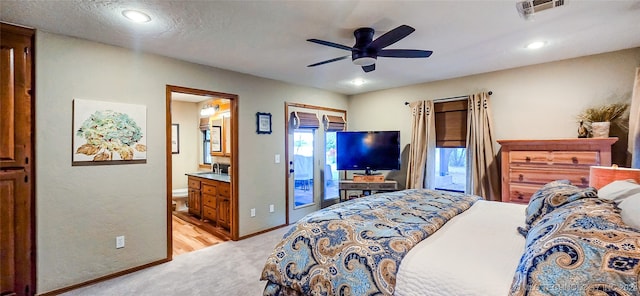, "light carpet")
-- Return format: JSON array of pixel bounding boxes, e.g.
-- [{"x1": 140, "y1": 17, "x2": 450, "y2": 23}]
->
[{"x1": 62, "y1": 226, "x2": 291, "y2": 296}]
